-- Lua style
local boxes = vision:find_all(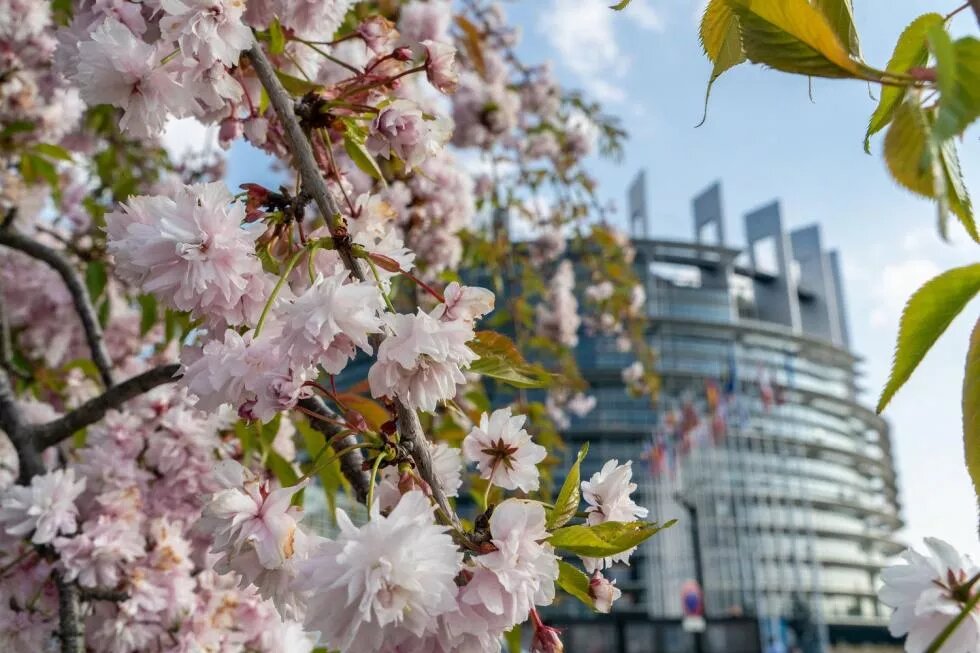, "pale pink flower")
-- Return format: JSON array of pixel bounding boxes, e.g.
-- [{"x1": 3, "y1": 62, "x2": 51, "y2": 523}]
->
[
  {"x1": 0, "y1": 468, "x2": 85, "y2": 544},
  {"x1": 463, "y1": 407, "x2": 546, "y2": 493},
  {"x1": 368, "y1": 310, "x2": 477, "y2": 412},
  {"x1": 536, "y1": 260, "x2": 580, "y2": 347},
  {"x1": 431, "y1": 442, "x2": 463, "y2": 498},
  {"x1": 580, "y1": 460, "x2": 648, "y2": 572},
  {"x1": 105, "y1": 182, "x2": 265, "y2": 322},
  {"x1": 55, "y1": 515, "x2": 147, "y2": 587},
  {"x1": 357, "y1": 15, "x2": 398, "y2": 53},
  {"x1": 397, "y1": 0, "x2": 451, "y2": 43},
  {"x1": 73, "y1": 19, "x2": 192, "y2": 138},
  {"x1": 280, "y1": 270, "x2": 384, "y2": 374},
  {"x1": 281, "y1": 0, "x2": 352, "y2": 41},
  {"x1": 160, "y1": 0, "x2": 253, "y2": 66},
  {"x1": 348, "y1": 194, "x2": 416, "y2": 278},
  {"x1": 433, "y1": 282, "x2": 494, "y2": 324},
  {"x1": 453, "y1": 500, "x2": 558, "y2": 635},
  {"x1": 296, "y1": 490, "x2": 463, "y2": 652},
  {"x1": 180, "y1": 327, "x2": 311, "y2": 423},
  {"x1": 199, "y1": 460, "x2": 306, "y2": 570},
  {"x1": 880, "y1": 538, "x2": 980, "y2": 653},
  {"x1": 589, "y1": 571, "x2": 622, "y2": 613},
  {"x1": 367, "y1": 99, "x2": 452, "y2": 169},
  {"x1": 421, "y1": 40, "x2": 458, "y2": 94}
]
